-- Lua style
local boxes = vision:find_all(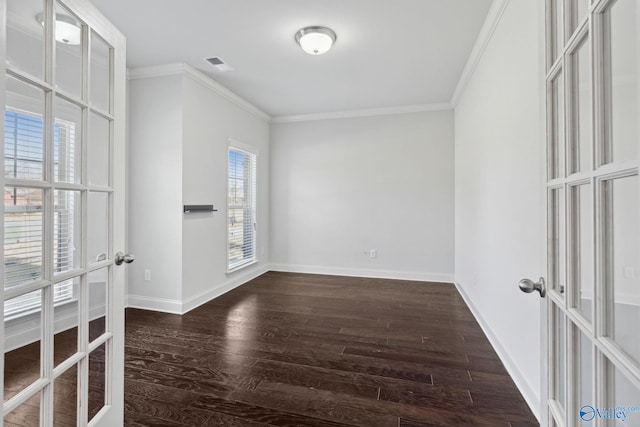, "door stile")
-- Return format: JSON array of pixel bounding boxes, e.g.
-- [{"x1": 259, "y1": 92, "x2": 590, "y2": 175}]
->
[
  {"x1": 0, "y1": 0, "x2": 5, "y2": 415},
  {"x1": 42, "y1": 0, "x2": 55, "y2": 423}
]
